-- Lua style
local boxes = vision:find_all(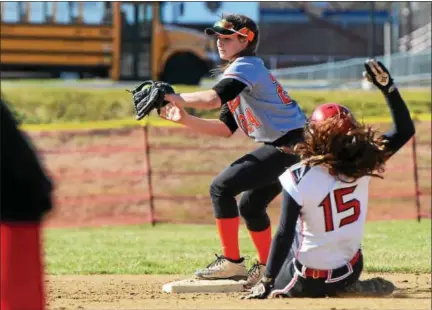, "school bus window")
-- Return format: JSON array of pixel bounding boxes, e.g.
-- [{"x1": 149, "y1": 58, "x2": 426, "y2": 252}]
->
[
  {"x1": 137, "y1": 4, "x2": 152, "y2": 37},
  {"x1": 69, "y1": 2, "x2": 79, "y2": 23},
  {"x1": 28, "y1": 2, "x2": 45, "y2": 24},
  {"x1": 137, "y1": 4, "x2": 152, "y2": 22},
  {"x1": 101, "y1": 2, "x2": 113, "y2": 25},
  {"x1": 121, "y1": 4, "x2": 136, "y2": 26},
  {"x1": 55, "y1": 2, "x2": 71, "y2": 24},
  {"x1": 3, "y1": 2, "x2": 19, "y2": 23},
  {"x1": 82, "y1": 2, "x2": 107, "y2": 25},
  {"x1": 159, "y1": 3, "x2": 167, "y2": 23},
  {"x1": 44, "y1": 2, "x2": 54, "y2": 23},
  {"x1": 18, "y1": 2, "x2": 26, "y2": 22},
  {"x1": 147, "y1": 4, "x2": 153, "y2": 21},
  {"x1": 138, "y1": 5, "x2": 145, "y2": 23}
]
